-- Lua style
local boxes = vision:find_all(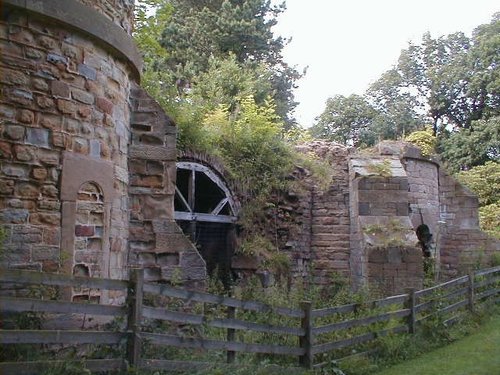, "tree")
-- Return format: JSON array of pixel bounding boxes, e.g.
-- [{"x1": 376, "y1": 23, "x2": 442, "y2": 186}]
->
[
  {"x1": 440, "y1": 116, "x2": 500, "y2": 171},
  {"x1": 312, "y1": 14, "x2": 499, "y2": 170},
  {"x1": 310, "y1": 94, "x2": 376, "y2": 147},
  {"x1": 367, "y1": 69, "x2": 425, "y2": 140},
  {"x1": 456, "y1": 161, "x2": 500, "y2": 238},
  {"x1": 159, "y1": 0, "x2": 301, "y2": 125}
]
